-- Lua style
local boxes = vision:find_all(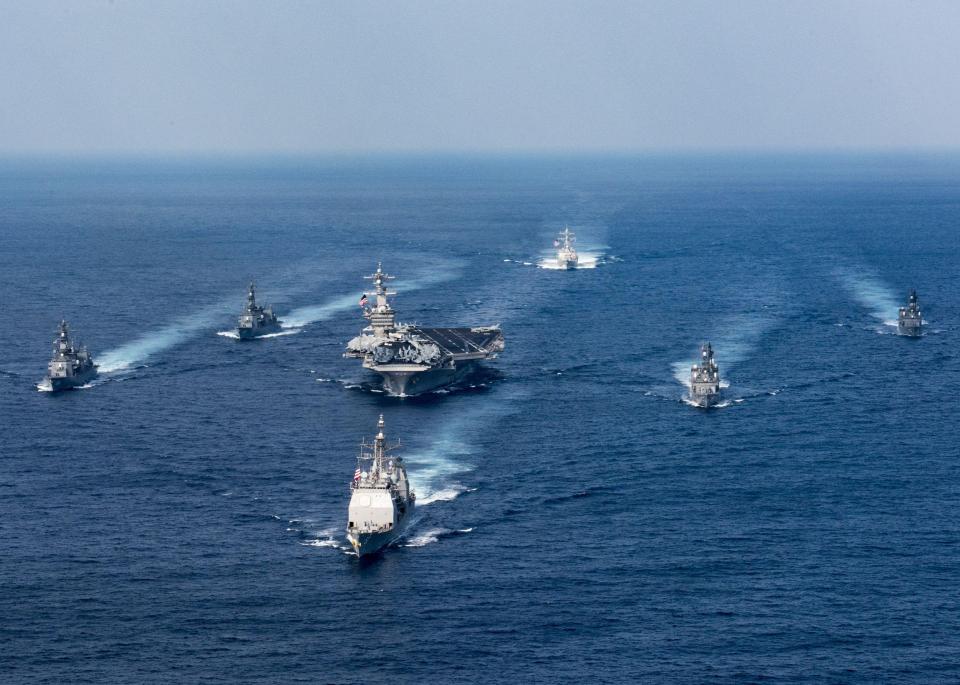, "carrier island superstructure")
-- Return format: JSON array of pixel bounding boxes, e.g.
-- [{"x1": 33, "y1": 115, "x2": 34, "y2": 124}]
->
[
  {"x1": 897, "y1": 289, "x2": 923, "y2": 337},
  {"x1": 344, "y1": 264, "x2": 505, "y2": 396},
  {"x1": 347, "y1": 415, "x2": 415, "y2": 557},
  {"x1": 689, "y1": 342, "x2": 721, "y2": 408}
]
